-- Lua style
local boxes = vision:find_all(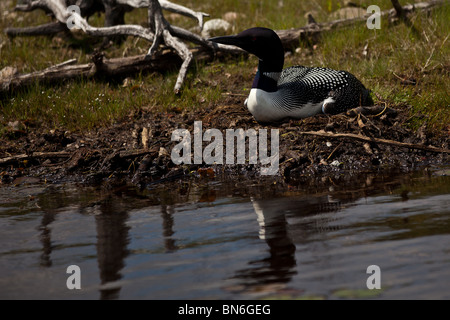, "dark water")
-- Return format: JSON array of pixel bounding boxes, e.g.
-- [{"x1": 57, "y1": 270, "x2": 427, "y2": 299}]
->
[{"x1": 1, "y1": 169, "x2": 449, "y2": 300}]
